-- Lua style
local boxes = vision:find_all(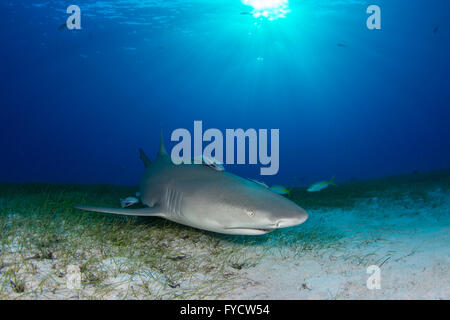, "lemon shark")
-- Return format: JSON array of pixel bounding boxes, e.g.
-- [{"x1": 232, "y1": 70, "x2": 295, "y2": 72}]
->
[{"x1": 75, "y1": 136, "x2": 308, "y2": 235}]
